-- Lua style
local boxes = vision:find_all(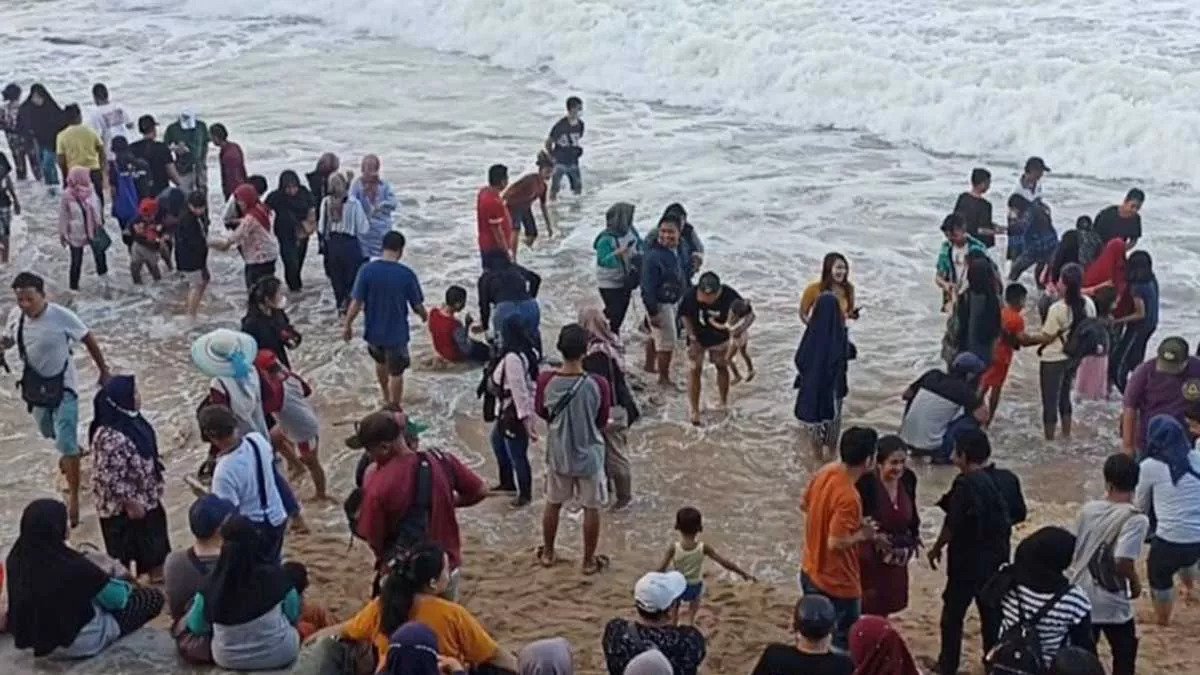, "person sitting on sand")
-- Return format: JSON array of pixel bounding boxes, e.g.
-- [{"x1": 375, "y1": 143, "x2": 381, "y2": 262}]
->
[
  {"x1": 793, "y1": 293, "x2": 850, "y2": 455},
  {"x1": 750, "y1": 595, "x2": 854, "y2": 675},
  {"x1": 164, "y1": 496, "x2": 235, "y2": 634},
  {"x1": 680, "y1": 271, "x2": 744, "y2": 426},
  {"x1": 282, "y1": 562, "x2": 334, "y2": 640},
  {"x1": 579, "y1": 306, "x2": 639, "y2": 510},
  {"x1": 518, "y1": 638, "x2": 574, "y2": 675},
  {"x1": 847, "y1": 615, "x2": 919, "y2": 675},
  {"x1": 800, "y1": 252, "x2": 859, "y2": 324},
  {"x1": 898, "y1": 352, "x2": 989, "y2": 463},
  {"x1": 429, "y1": 285, "x2": 491, "y2": 364},
  {"x1": 603, "y1": 571, "x2": 707, "y2": 675},
  {"x1": 305, "y1": 542, "x2": 519, "y2": 673},
  {"x1": 383, "y1": 622, "x2": 466, "y2": 675},
  {"x1": 658, "y1": 506, "x2": 755, "y2": 625}
]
